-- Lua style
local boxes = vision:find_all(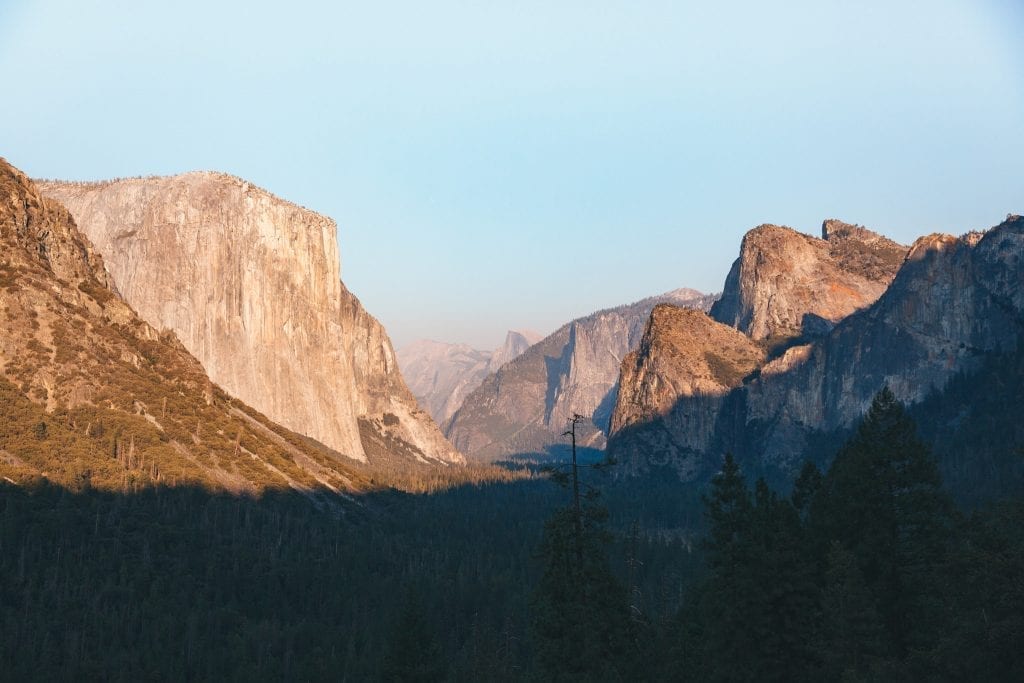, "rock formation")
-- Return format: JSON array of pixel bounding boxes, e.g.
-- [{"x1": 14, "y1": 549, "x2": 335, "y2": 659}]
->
[
  {"x1": 445, "y1": 289, "x2": 716, "y2": 461},
  {"x1": 710, "y1": 220, "x2": 906, "y2": 341},
  {"x1": 0, "y1": 157, "x2": 369, "y2": 499},
  {"x1": 609, "y1": 305, "x2": 764, "y2": 479},
  {"x1": 609, "y1": 217, "x2": 1024, "y2": 481},
  {"x1": 39, "y1": 172, "x2": 461, "y2": 465},
  {"x1": 398, "y1": 329, "x2": 541, "y2": 426},
  {"x1": 487, "y1": 329, "x2": 542, "y2": 373}
]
